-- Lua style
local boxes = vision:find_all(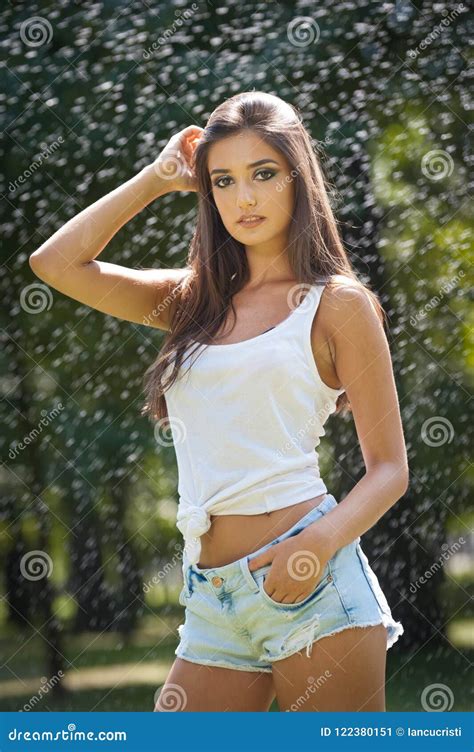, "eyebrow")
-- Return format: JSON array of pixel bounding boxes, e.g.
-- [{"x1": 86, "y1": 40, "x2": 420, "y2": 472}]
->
[{"x1": 210, "y1": 159, "x2": 279, "y2": 176}]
